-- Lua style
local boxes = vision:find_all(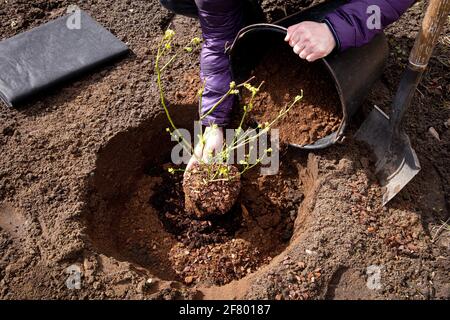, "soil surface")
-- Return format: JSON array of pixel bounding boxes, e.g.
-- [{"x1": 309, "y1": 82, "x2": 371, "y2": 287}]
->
[
  {"x1": 88, "y1": 156, "x2": 302, "y2": 287},
  {"x1": 259, "y1": 0, "x2": 316, "y2": 23},
  {"x1": 160, "y1": 158, "x2": 301, "y2": 285},
  {"x1": 0, "y1": 0, "x2": 449, "y2": 300},
  {"x1": 246, "y1": 46, "x2": 342, "y2": 146}
]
